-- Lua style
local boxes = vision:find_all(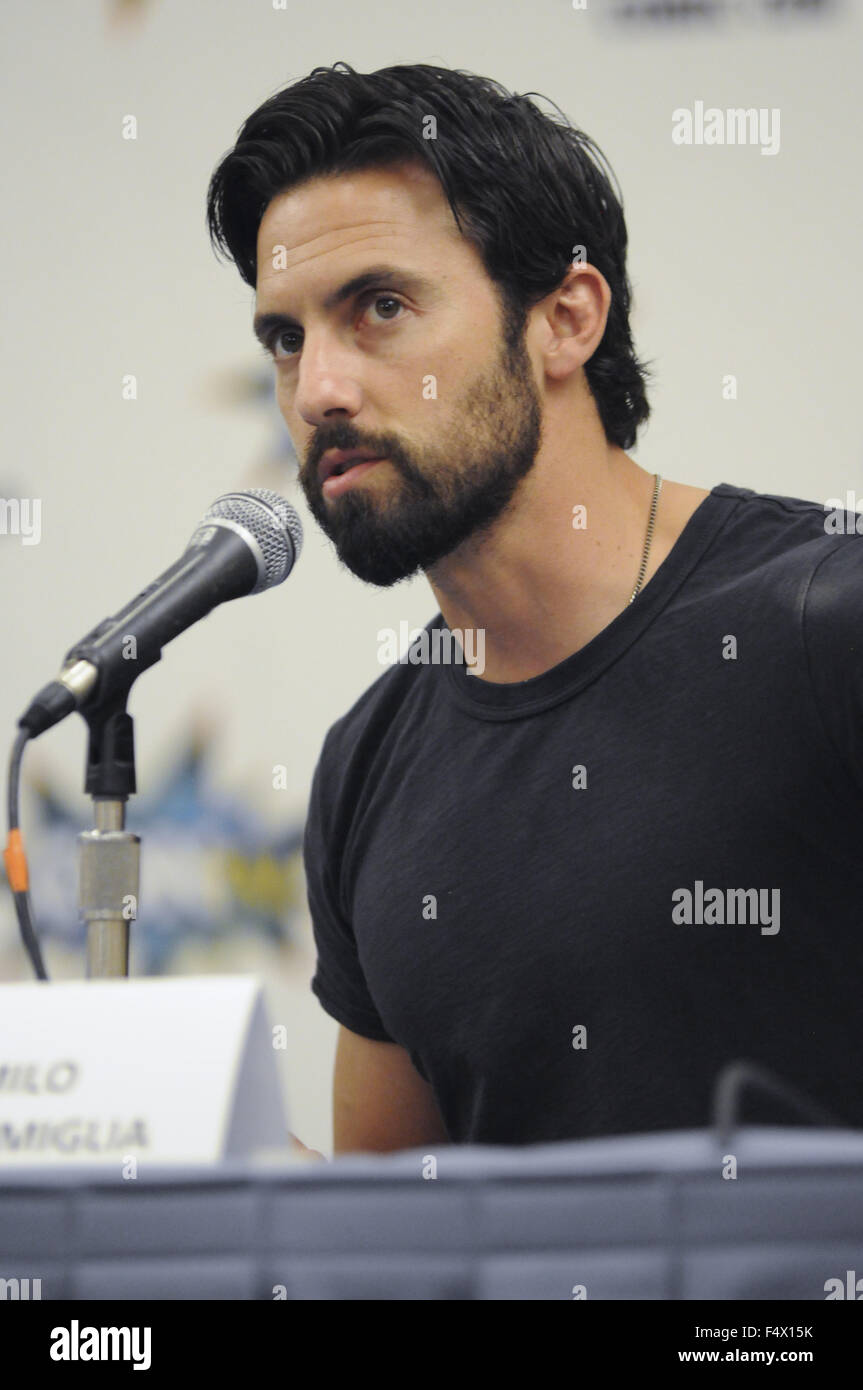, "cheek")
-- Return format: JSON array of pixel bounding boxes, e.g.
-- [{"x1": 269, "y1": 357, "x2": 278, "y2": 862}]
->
[
  {"x1": 273, "y1": 382, "x2": 300, "y2": 428},
  {"x1": 275, "y1": 397, "x2": 309, "y2": 459}
]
